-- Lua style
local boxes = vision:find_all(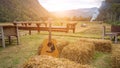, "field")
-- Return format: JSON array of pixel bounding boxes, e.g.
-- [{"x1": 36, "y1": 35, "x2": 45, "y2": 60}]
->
[{"x1": 0, "y1": 21, "x2": 119, "y2": 68}]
